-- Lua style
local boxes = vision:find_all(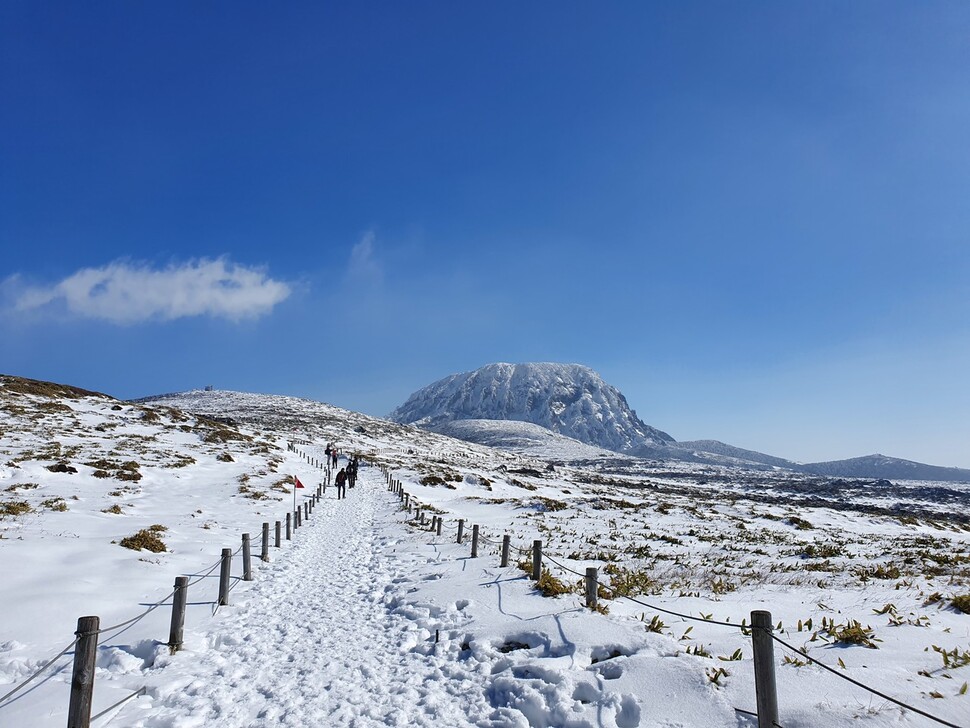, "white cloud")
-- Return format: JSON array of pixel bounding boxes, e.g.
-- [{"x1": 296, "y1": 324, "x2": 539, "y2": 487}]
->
[
  {"x1": 11, "y1": 258, "x2": 291, "y2": 324},
  {"x1": 347, "y1": 230, "x2": 383, "y2": 284}
]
